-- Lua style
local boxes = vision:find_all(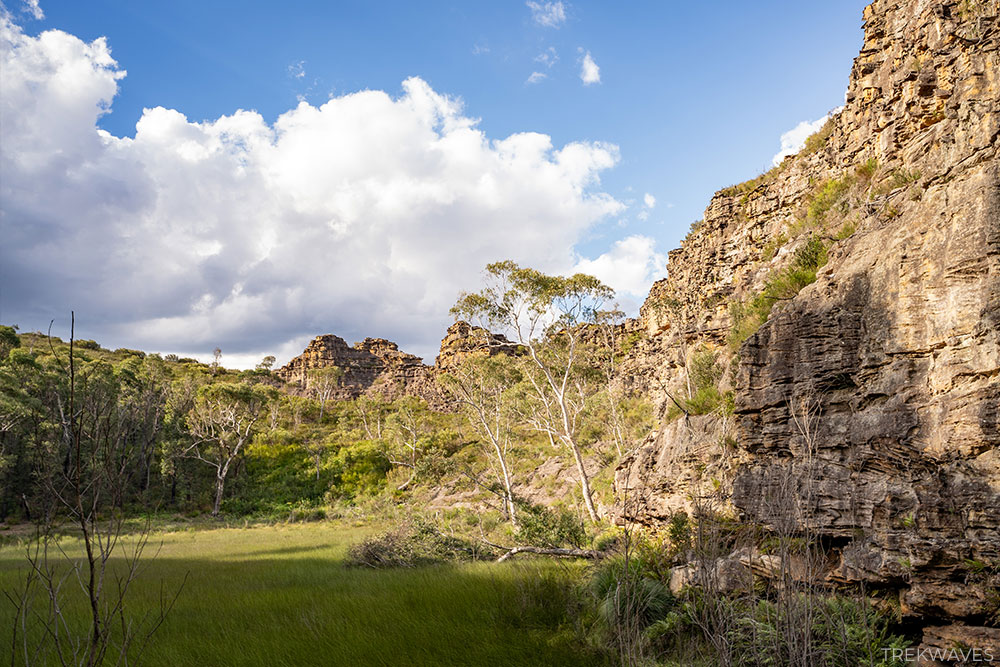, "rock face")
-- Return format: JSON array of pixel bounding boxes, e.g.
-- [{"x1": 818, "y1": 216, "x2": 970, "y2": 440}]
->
[
  {"x1": 616, "y1": 0, "x2": 999, "y2": 629},
  {"x1": 277, "y1": 322, "x2": 519, "y2": 408},
  {"x1": 917, "y1": 625, "x2": 1000, "y2": 665},
  {"x1": 276, "y1": 335, "x2": 427, "y2": 397},
  {"x1": 435, "y1": 321, "x2": 520, "y2": 371}
]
